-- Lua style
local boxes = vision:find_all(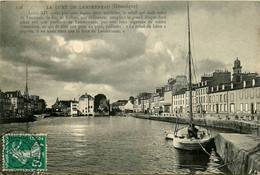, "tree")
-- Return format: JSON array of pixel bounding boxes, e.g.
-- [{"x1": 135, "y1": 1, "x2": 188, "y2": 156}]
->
[
  {"x1": 129, "y1": 96, "x2": 134, "y2": 104},
  {"x1": 94, "y1": 94, "x2": 107, "y2": 112}
]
